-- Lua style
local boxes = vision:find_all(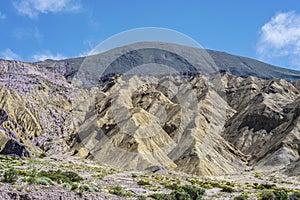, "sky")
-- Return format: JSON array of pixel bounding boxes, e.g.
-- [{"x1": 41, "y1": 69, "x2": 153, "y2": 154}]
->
[{"x1": 0, "y1": 0, "x2": 300, "y2": 70}]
